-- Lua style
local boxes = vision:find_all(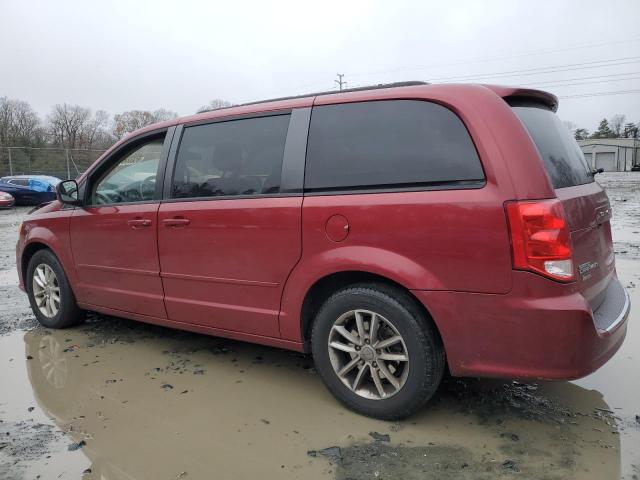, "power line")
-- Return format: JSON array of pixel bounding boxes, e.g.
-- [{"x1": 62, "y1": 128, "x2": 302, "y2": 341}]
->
[
  {"x1": 558, "y1": 89, "x2": 640, "y2": 99},
  {"x1": 432, "y1": 56, "x2": 640, "y2": 82},
  {"x1": 343, "y1": 75, "x2": 640, "y2": 92},
  {"x1": 274, "y1": 53, "x2": 640, "y2": 103},
  {"x1": 347, "y1": 36, "x2": 640, "y2": 79},
  {"x1": 283, "y1": 37, "x2": 640, "y2": 96},
  {"x1": 525, "y1": 70, "x2": 640, "y2": 86},
  {"x1": 532, "y1": 75, "x2": 640, "y2": 89},
  {"x1": 438, "y1": 60, "x2": 640, "y2": 83}
]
